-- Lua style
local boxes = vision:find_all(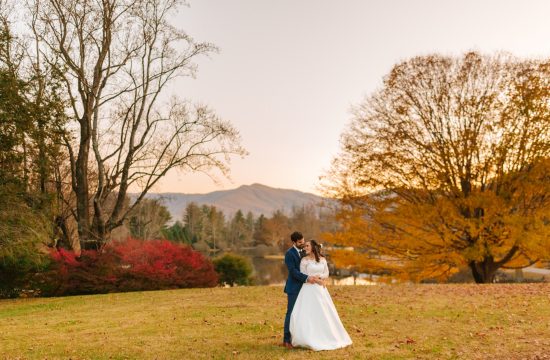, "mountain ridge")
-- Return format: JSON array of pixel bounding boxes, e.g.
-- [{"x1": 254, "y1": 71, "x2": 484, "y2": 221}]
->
[{"x1": 139, "y1": 183, "x2": 325, "y2": 220}]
